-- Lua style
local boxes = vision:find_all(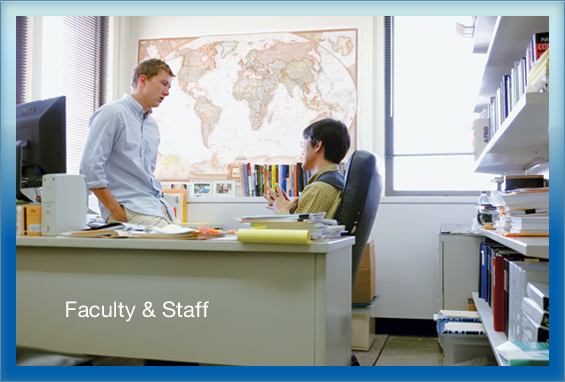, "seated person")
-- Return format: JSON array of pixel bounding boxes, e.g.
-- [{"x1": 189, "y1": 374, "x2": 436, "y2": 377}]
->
[{"x1": 265, "y1": 118, "x2": 350, "y2": 219}]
